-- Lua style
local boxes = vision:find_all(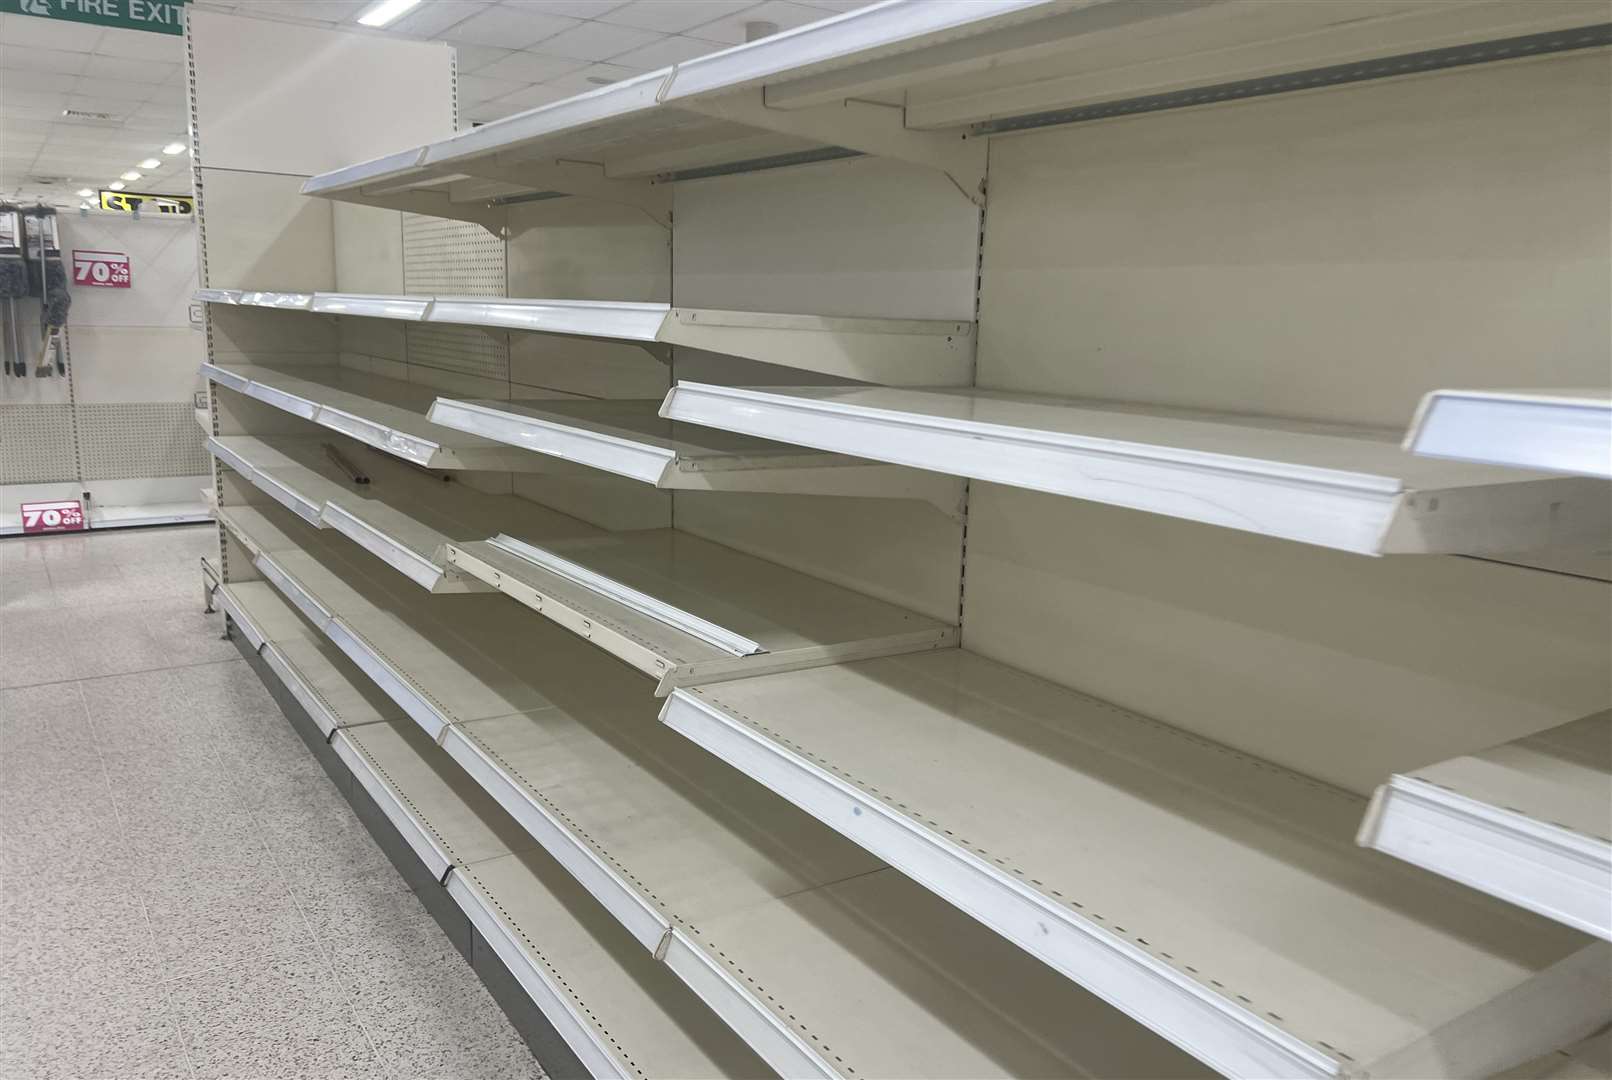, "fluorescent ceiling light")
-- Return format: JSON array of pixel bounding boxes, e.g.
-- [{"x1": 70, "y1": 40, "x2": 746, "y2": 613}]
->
[
  {"x1": 139, "y1": 158, "x2": 161, "y2": 169},
  {"x1": 357, "y1": 0, "x2": 421, "y2": 27},
  {"x1": 76, "y1": 188, "x2": 93, "y2": 197},
  {"x1": 109, "y1": 181, "x2": 126, "y2": 191},
  {"x1": 121, "y1": 170, "x2": 142, "y2": 181},
  {"x1": 162, "y1": 142, "x2": 186, "y2": 155}
]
